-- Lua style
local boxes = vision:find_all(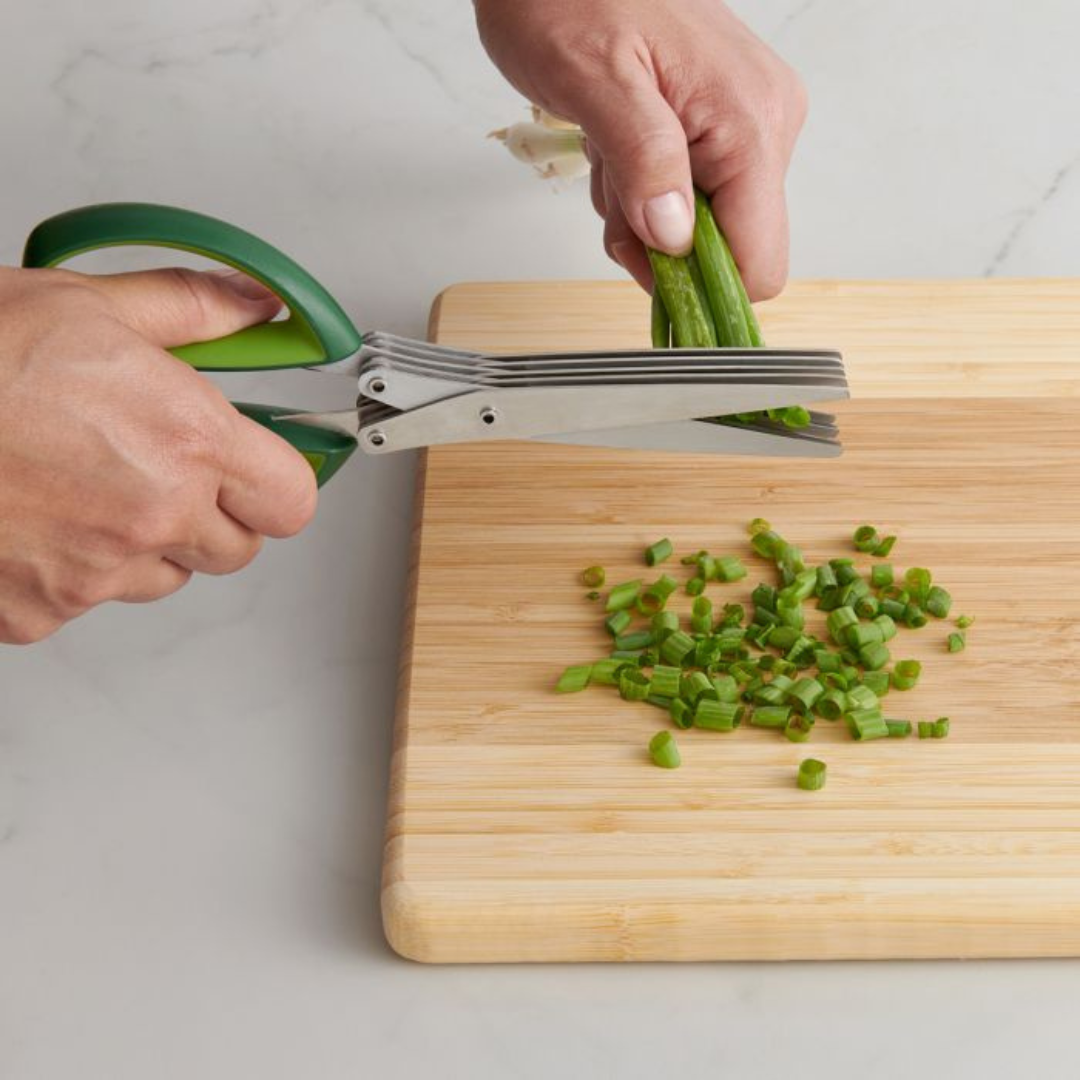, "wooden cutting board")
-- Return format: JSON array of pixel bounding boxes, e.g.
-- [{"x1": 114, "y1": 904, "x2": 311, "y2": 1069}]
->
[{"x1": 382, "y1": 279, "x2": 1080, "y2": 963}]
